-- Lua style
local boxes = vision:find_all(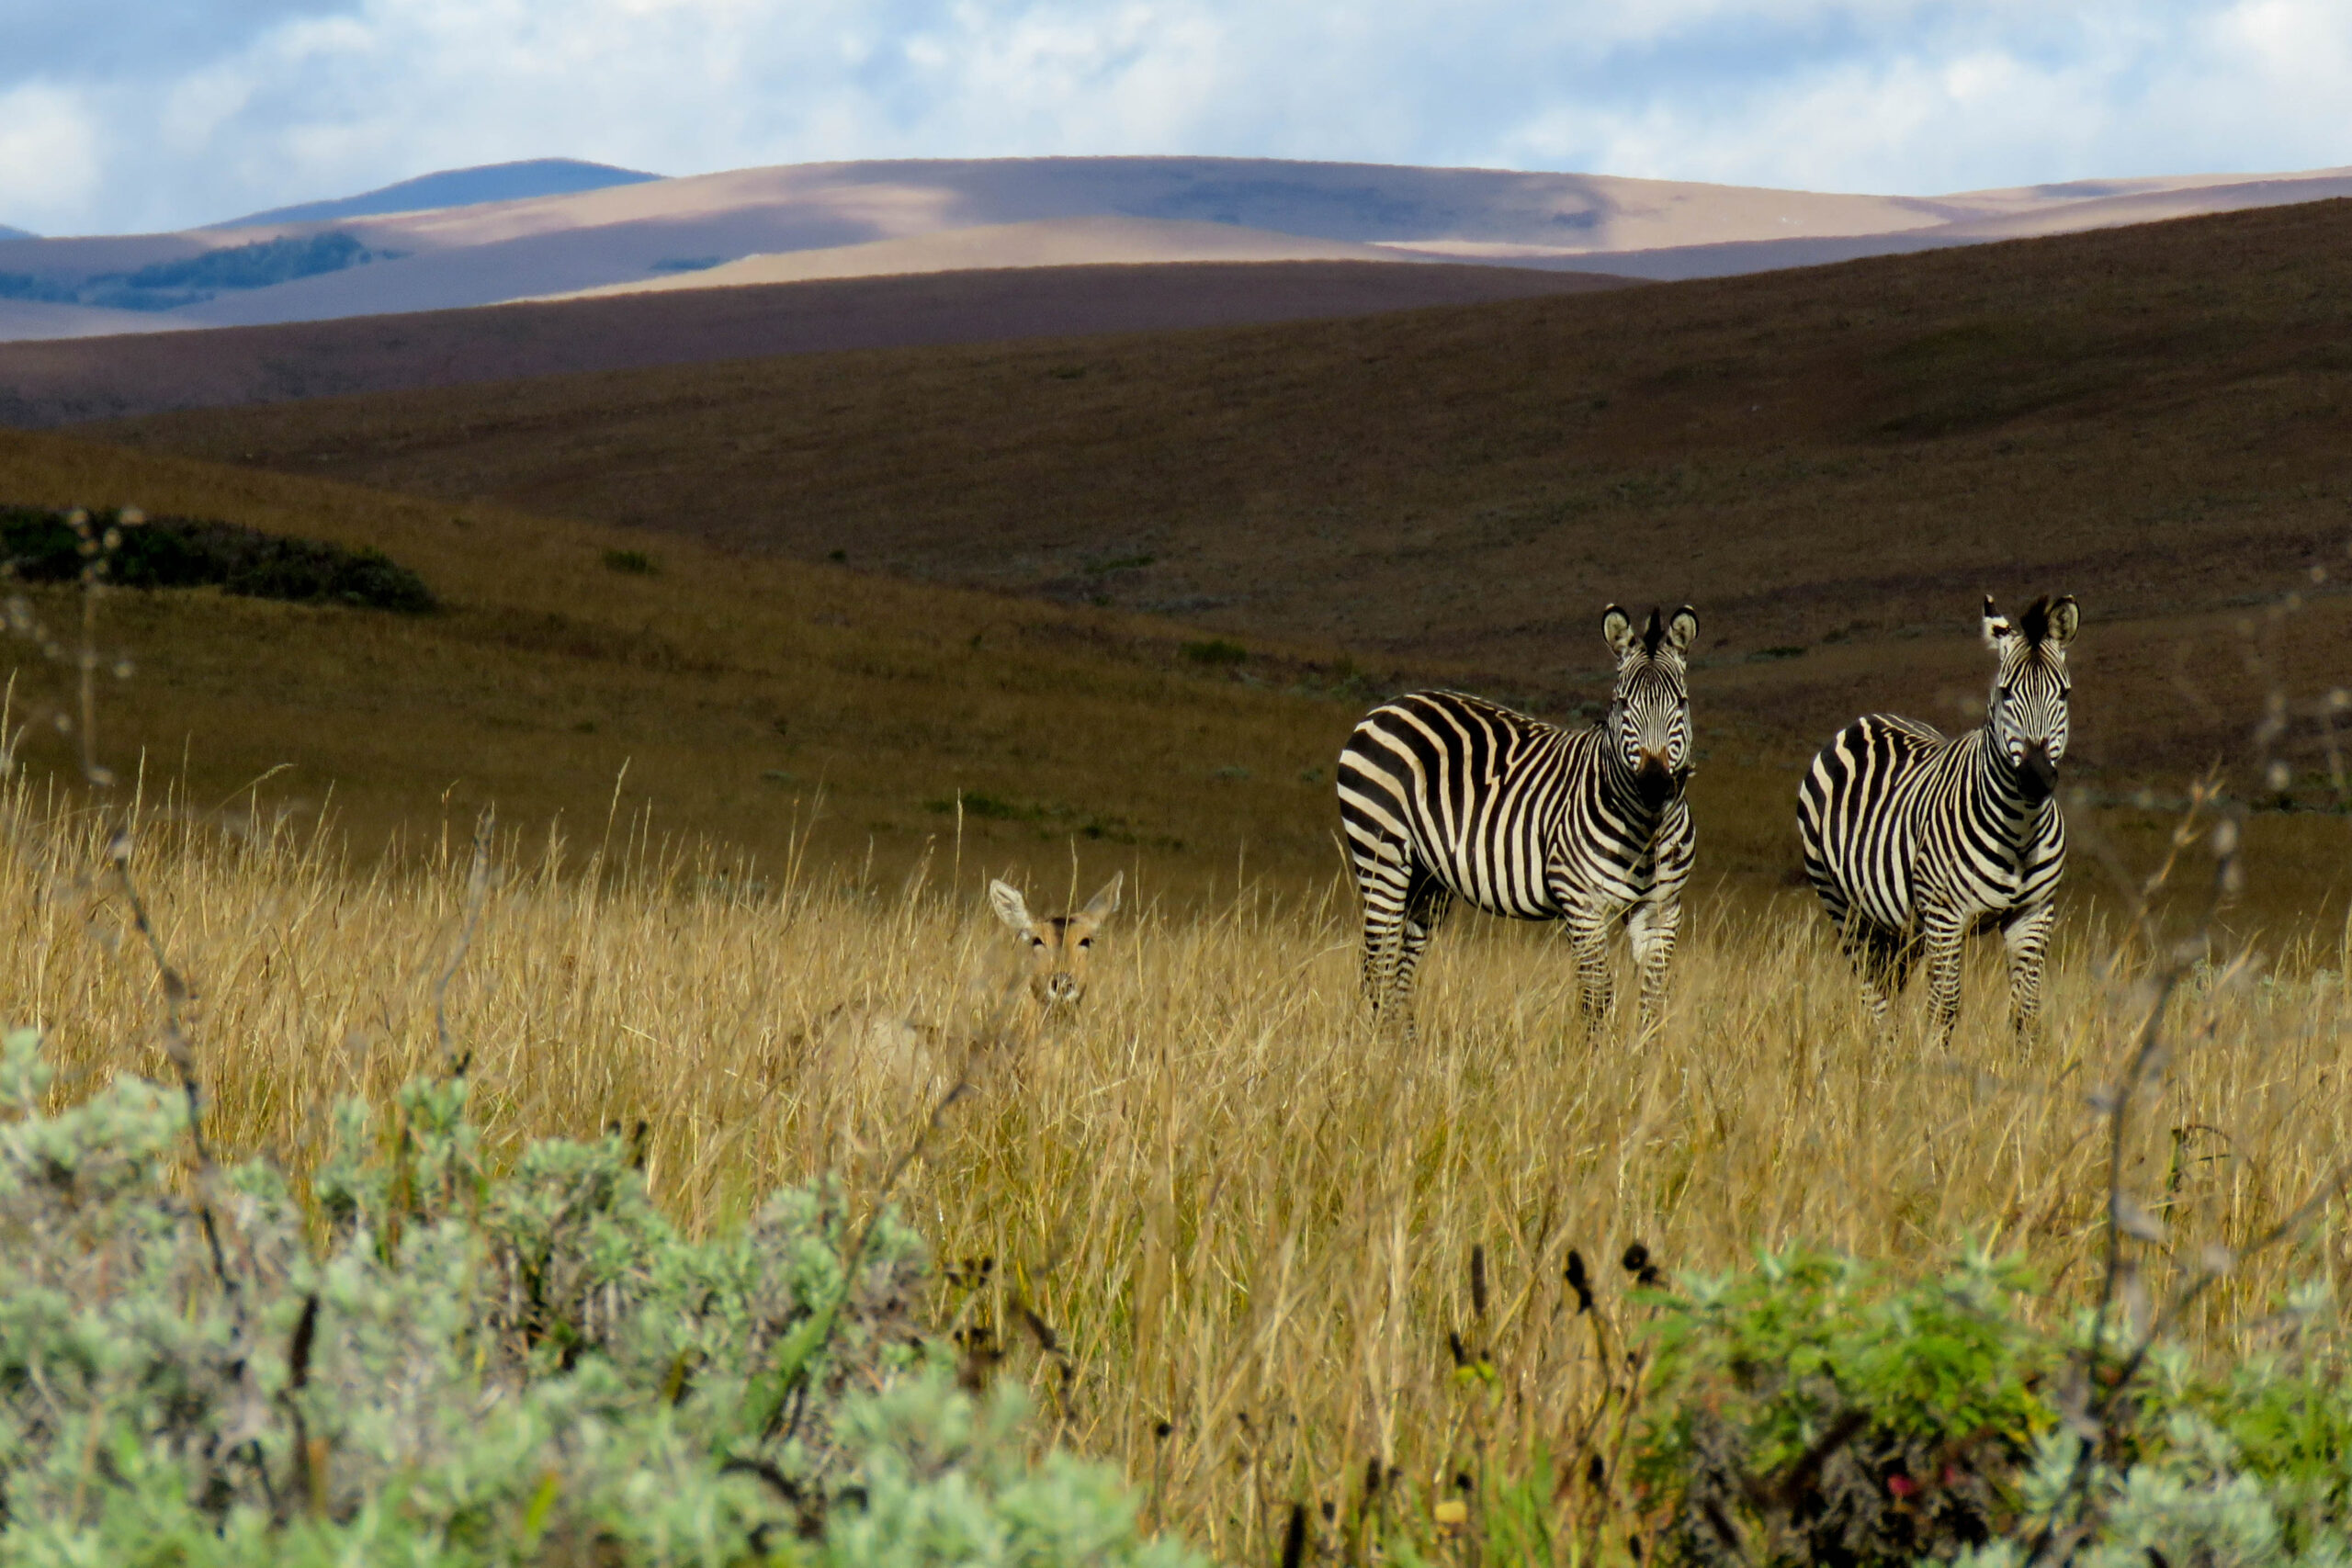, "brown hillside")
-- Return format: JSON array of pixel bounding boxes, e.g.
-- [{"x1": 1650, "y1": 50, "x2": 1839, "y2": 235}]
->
[
  {"x1": 0, "y1": 261, "x2": 1629, "y2": 427},
  {"x1": 91, "y1": 197, "x2": 2352, "y2": 805},
  {"x1": 0, "y1": 427, "x2": 1388, "y2": 902},
  {"x1": 8, "y1": 422, "x2": 2339, "y2": 924}
]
